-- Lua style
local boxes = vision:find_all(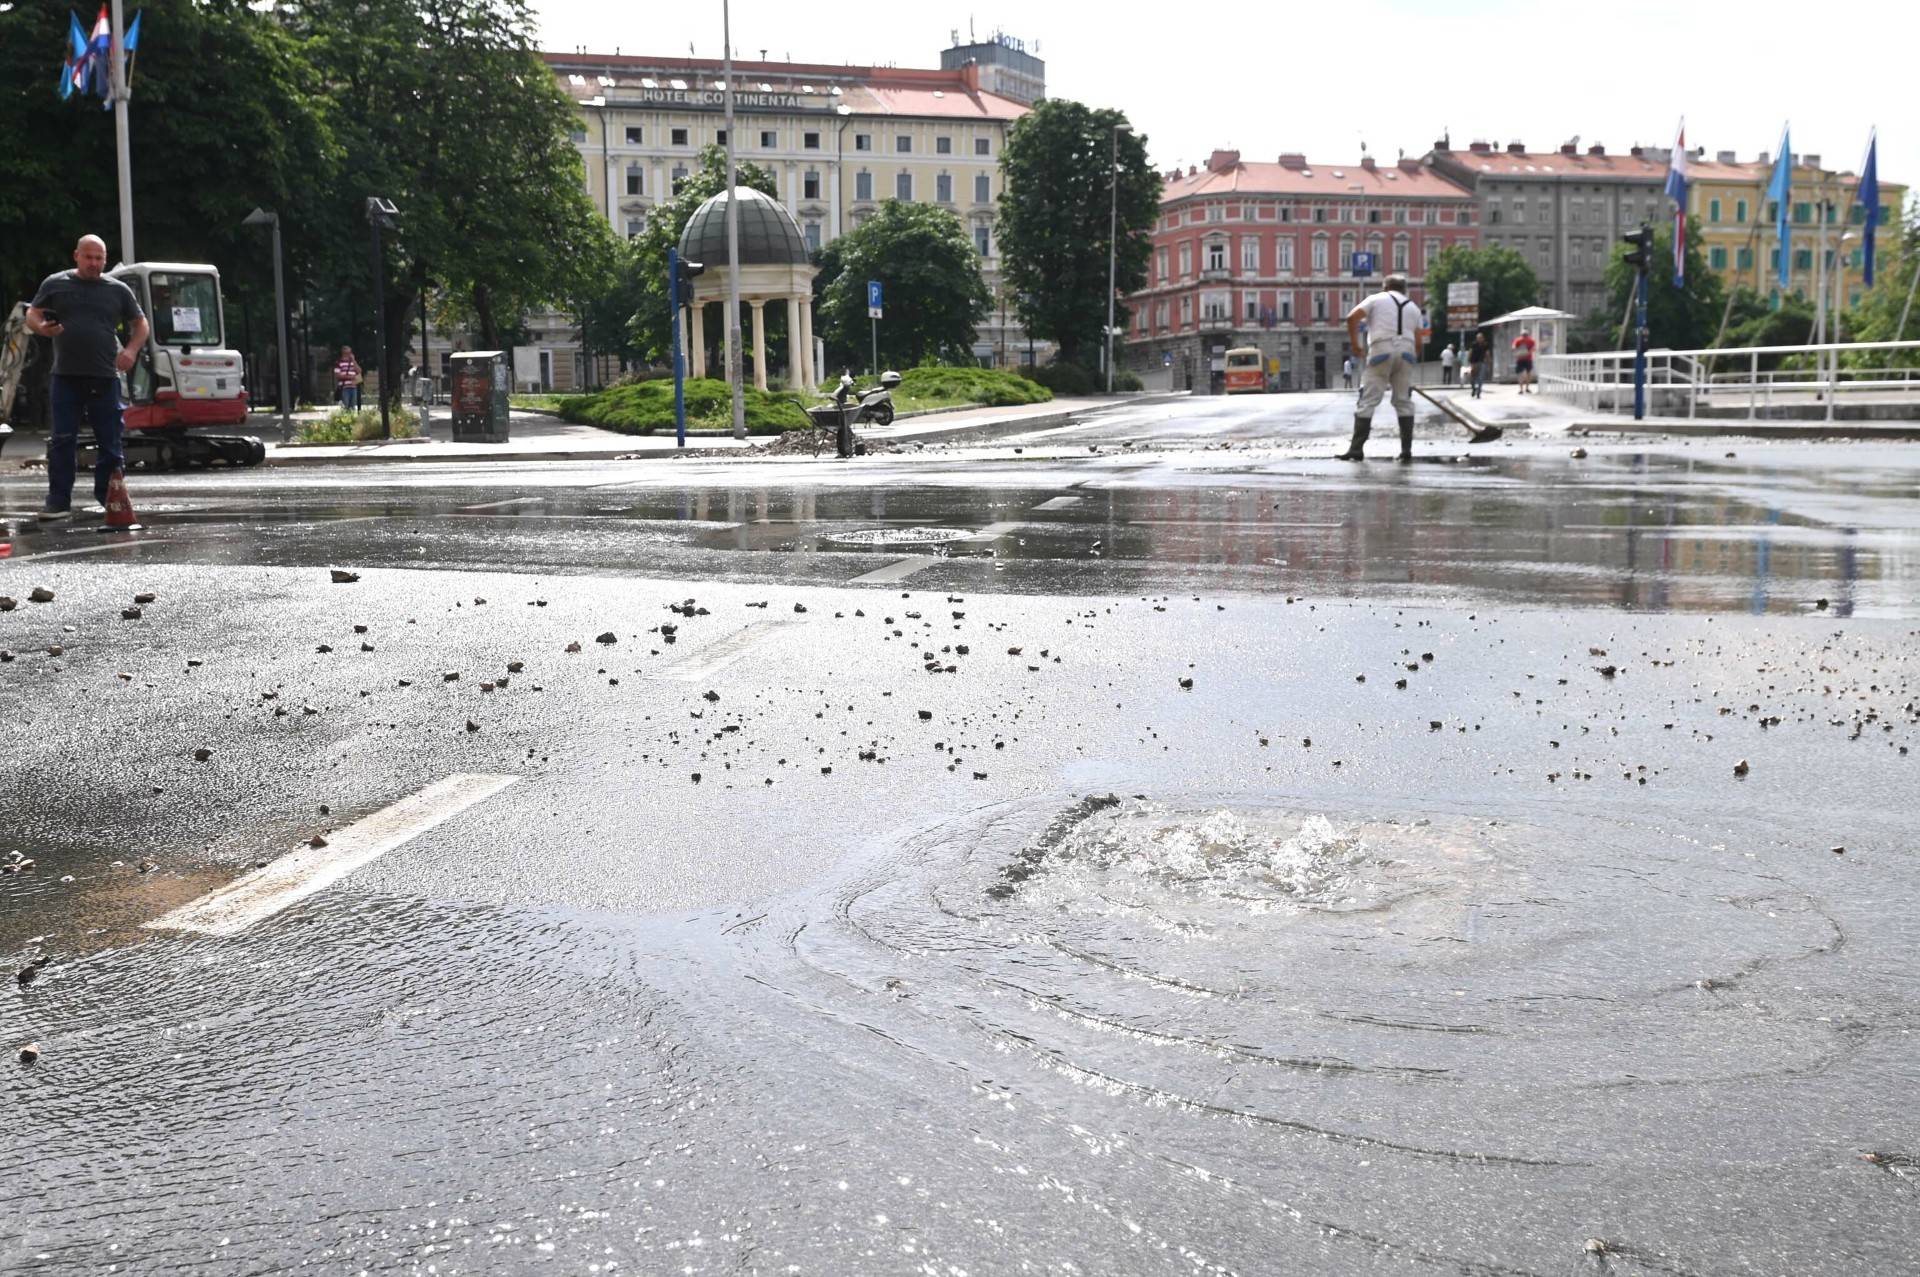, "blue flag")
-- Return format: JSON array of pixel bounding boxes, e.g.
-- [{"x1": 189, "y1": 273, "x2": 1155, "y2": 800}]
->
[
  {"x1": 57, "y1": 10, "x2": 86, "y2": 100},
  {"x1": 1860, "y1": 129, "x2": 1880, "y2": 288},
  {"x1": 1767, "y1": 126, "x2": 1793, "y2": 291}
]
